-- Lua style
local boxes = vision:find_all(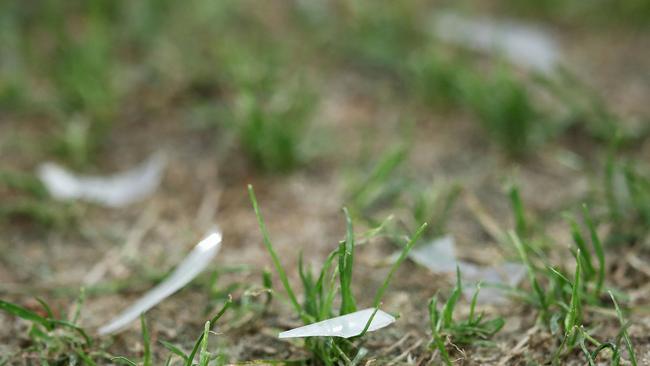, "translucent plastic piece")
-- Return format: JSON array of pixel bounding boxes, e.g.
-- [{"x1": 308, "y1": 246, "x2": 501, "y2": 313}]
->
[
  {"x1": 98, "y1": 231, "x2": 222, "y2": 335},
  {"x1": 37, "y1": 153, "x2": 166, "y2": 207},
  {"x1": 409, "y1": 235, "x2": 525, "y2": 303},
  {"x1": 431, "y1": 12, "x2": 560, "y2": 73},
  {"x1": 278, "y1": 308, "x2": 395, "y2": 339}
]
